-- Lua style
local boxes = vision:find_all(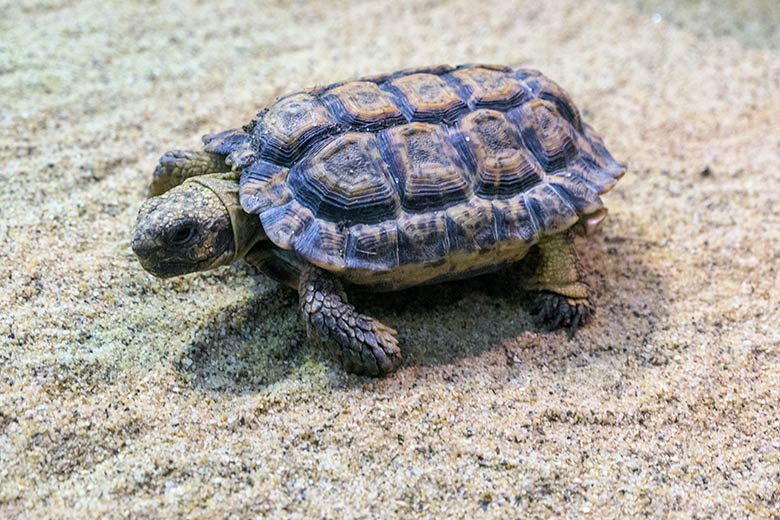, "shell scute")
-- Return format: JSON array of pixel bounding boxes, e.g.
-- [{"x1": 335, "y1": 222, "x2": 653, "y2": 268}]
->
[
  {"x1": 516, "y1": 70, "x2": 583, "y2": 132},
  {"x1": 449, "y1": 66, "x2": 530, "y2": 110},
  {"x1": 295, "y1": 219, "x2": 348, "y2": 270},
  {"x1": 525, "y1": 183, "x2": 579, "y2": 234},
  {"x1": 492, "y1": 197, "x2": 537, "y2": 243},
  {"x1": 203, "y1": 128, "x2": 255, "y2": 168},
  {"x1": 546, "y1": 174, "x2": 603, "y2": 216},
  {"x1": 396, "y1": 212, "x2": 449, "y2": 264},
  {"x1": 260, "y1": 200, "x2": 314, "y2": 250},
  {"x1": 457, "y1": 109, "x2": 546, "y2": 198},
  {"x1": 509, "y1": 100, "x2": 579, "y2": 173},
  {"x1": 288, "y1": 132, "x2": 400, "y2": 225},
  {"x1": 323, "y1": 81, "x2": 406, "y2": 130},
  {"x1": 346, "y1": 222, "x2": 399, "y2": 270},
  {"x1": 387, "y1": 73, "x2": 468, "y2": 123},
  {"x1": 445, "y1": 200, "x2": 497, "y2": 252},
  {"x1": 240, "y1": 160, "x2": 291, "y2": 213},
  {"x1": 253, "y1": 93, "x2": 339, "y2": 166},
  {"x1": 379, "y1": 123, "x2": 472, "y2": 213}
]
